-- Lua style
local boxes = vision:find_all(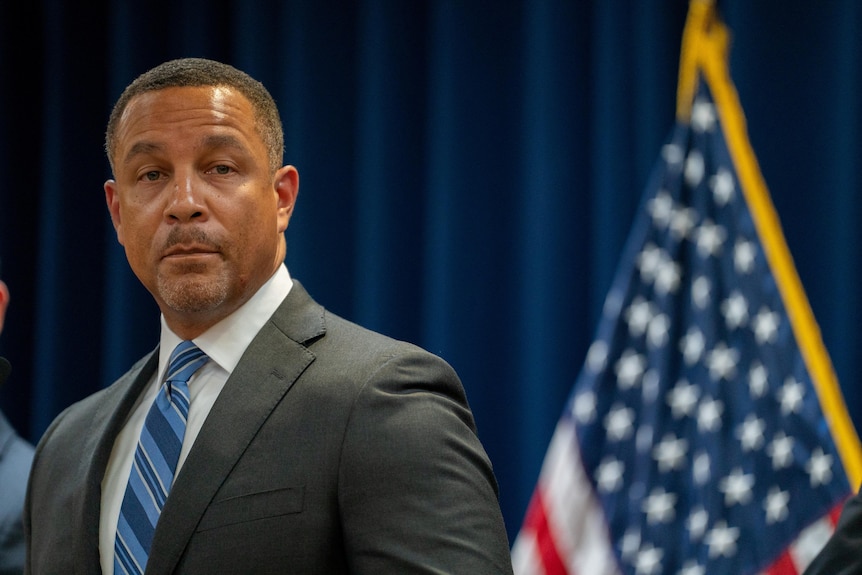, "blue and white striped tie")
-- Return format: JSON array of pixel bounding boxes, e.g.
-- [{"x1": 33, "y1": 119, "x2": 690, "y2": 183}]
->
[{"x1": 114, "y1": 341, "x2": 208, "y2": 574}]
